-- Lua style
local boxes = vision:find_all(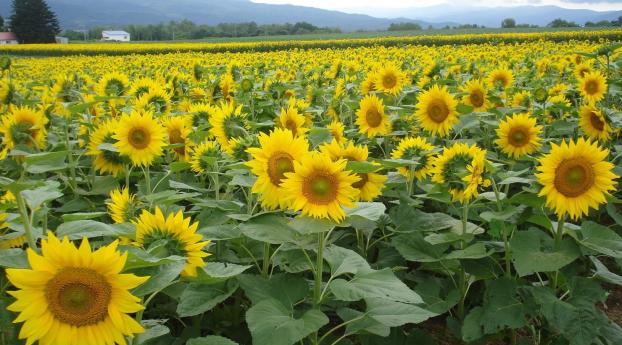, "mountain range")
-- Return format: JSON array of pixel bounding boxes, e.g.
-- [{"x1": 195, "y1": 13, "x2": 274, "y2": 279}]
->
[{"x1": 0, "y1": 0, "x2": 620, "y2": 31}]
